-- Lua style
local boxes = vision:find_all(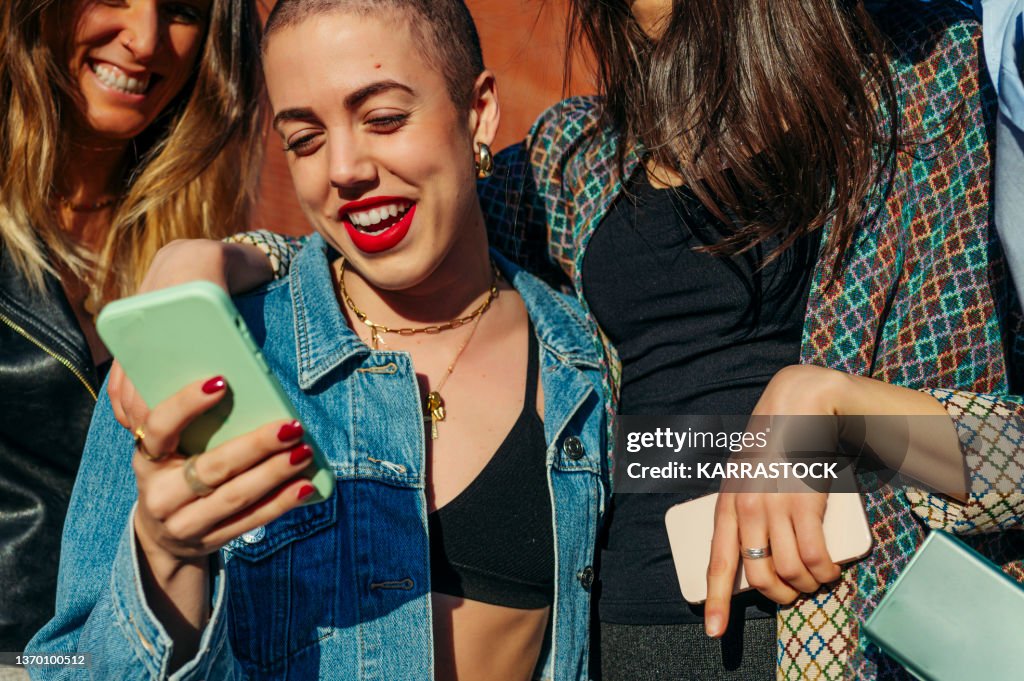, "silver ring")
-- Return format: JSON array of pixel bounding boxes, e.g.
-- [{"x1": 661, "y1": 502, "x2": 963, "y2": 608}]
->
[
  {"x1": 741, "y1": 546, "x2": 772, "y2": 560},
  {"x1": 183, "y1": 455, "x2": 215, "y2": 497}
]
